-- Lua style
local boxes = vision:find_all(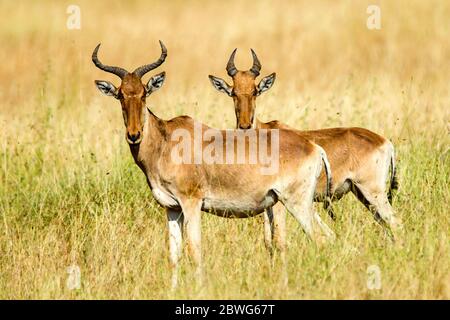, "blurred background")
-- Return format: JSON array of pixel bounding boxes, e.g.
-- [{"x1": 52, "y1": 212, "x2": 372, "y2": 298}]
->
[
  {"x1": 0, "y1": 0, "x2": 448, "y2": 299},
  {"x1": 1, "y1": 0, "x2": 448, "y2": 137}
]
